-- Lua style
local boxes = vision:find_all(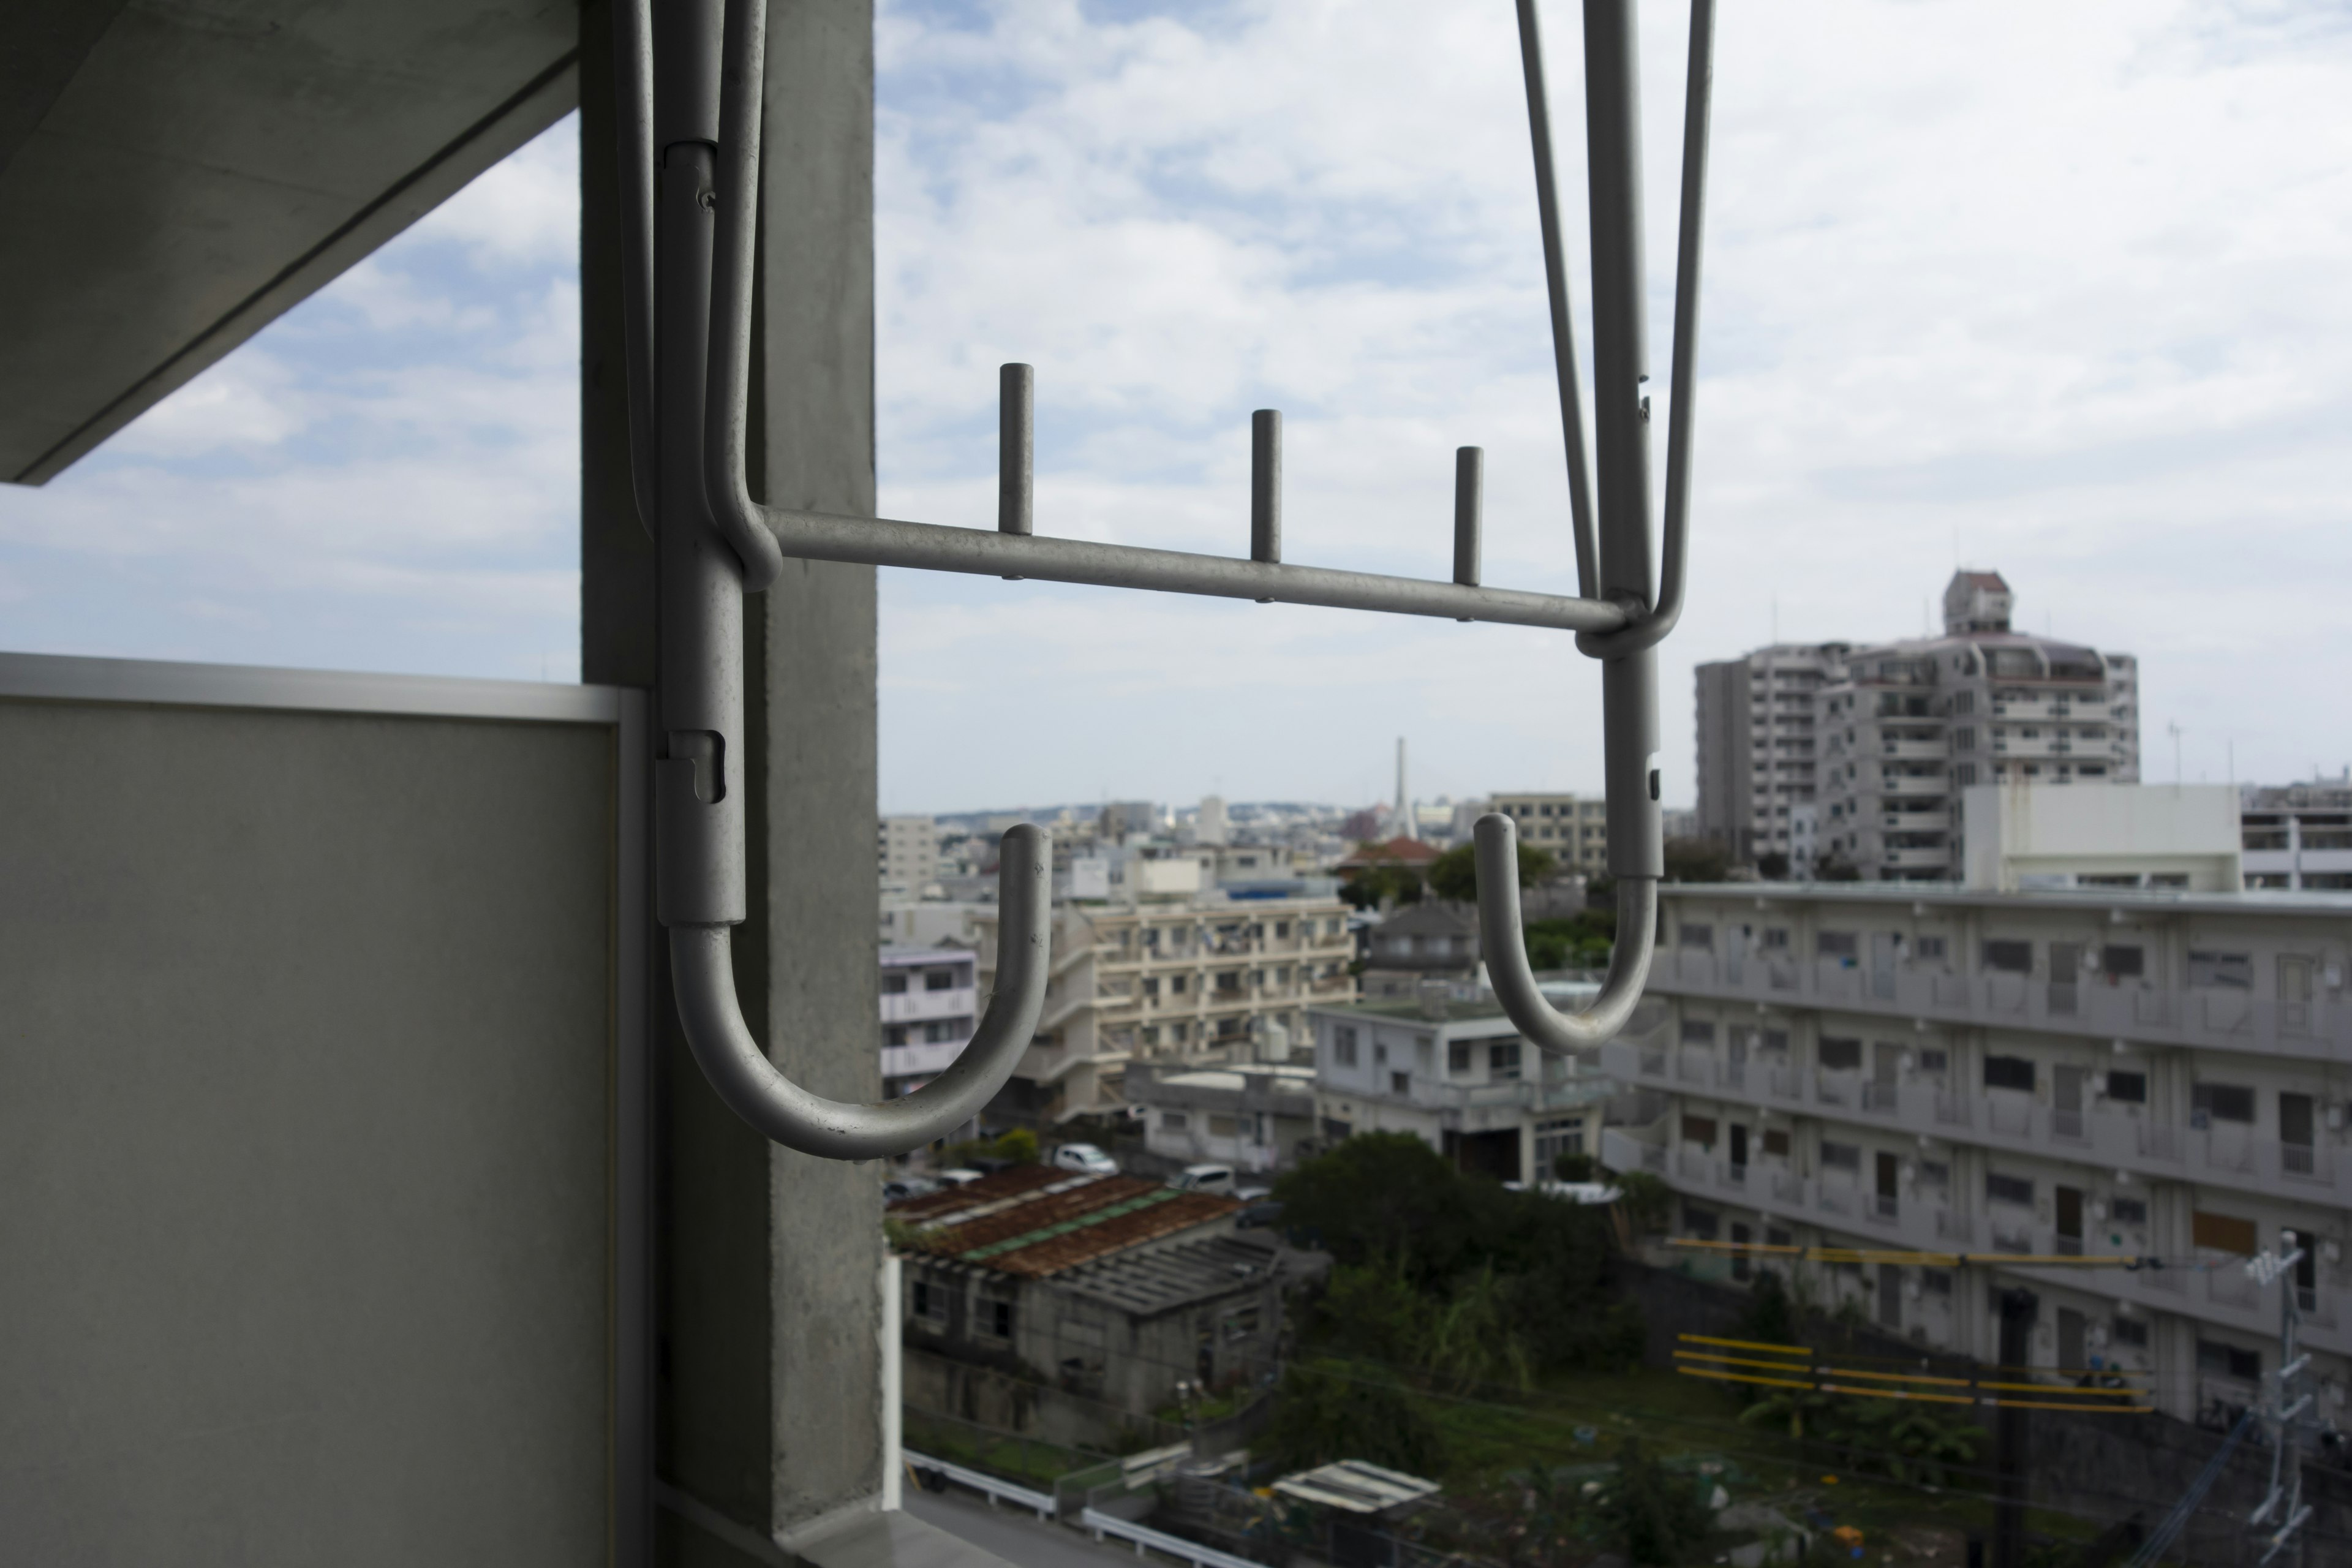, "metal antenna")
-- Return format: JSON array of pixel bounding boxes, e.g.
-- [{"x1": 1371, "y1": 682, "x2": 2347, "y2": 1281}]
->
[{"x1": 616, "y1": 0, "x2": 1720, "y2": 1158}]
